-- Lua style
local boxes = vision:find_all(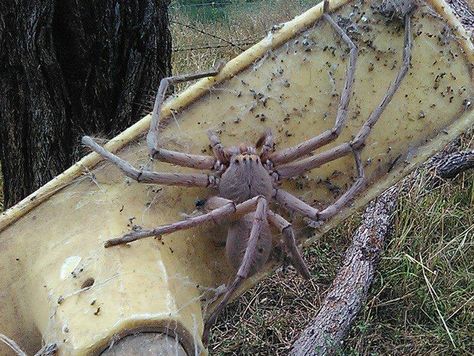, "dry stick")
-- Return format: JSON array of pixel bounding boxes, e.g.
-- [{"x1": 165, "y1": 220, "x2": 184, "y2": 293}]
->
[
  {"x1": 290, "y1": 150, "x2": 473, "y2": 356},
  {"x1": 290, "y1": 185, "x2": 400, "y2": 356},
  {"x1": 430, "y1": 149, "x2": 474, "y2": 179}
]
